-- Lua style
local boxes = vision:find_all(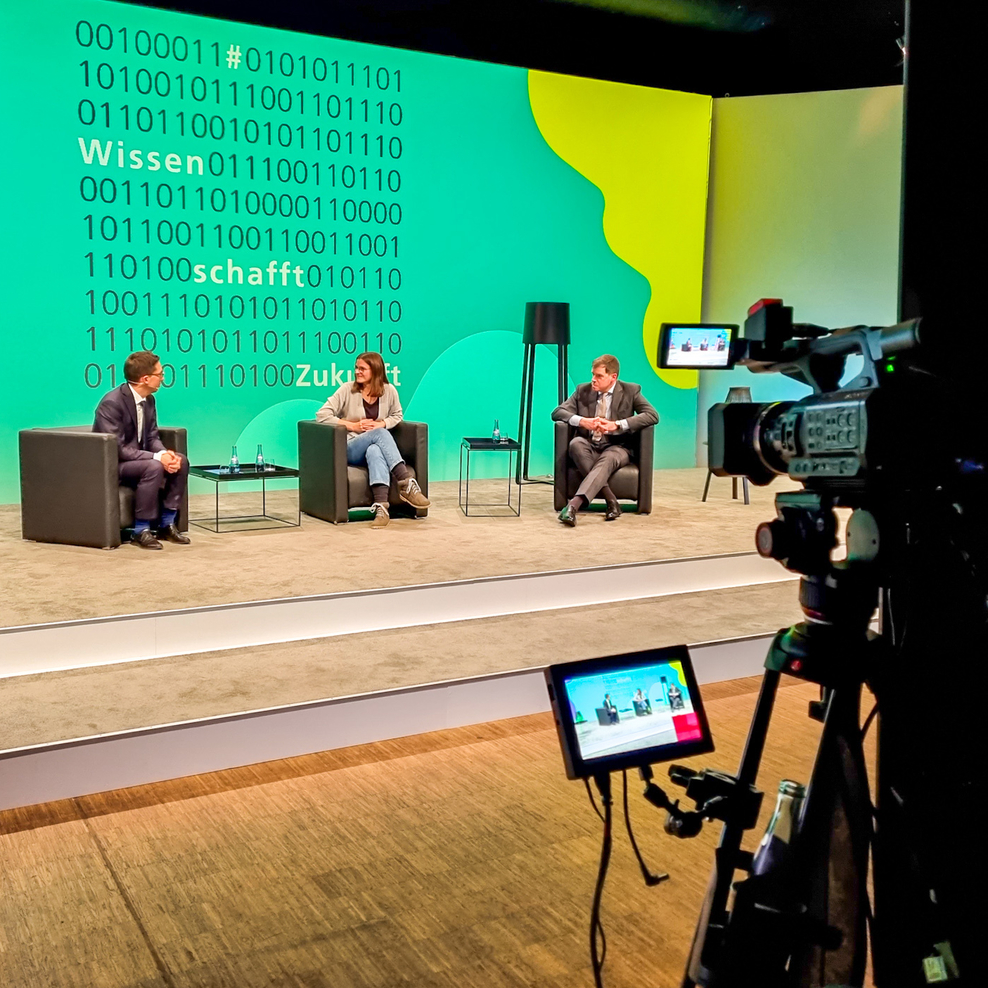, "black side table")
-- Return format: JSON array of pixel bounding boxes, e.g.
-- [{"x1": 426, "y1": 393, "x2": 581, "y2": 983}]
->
[
  {"x1": 459, "y1": 438, "x2": 523, "y2": 516},
  {"x1": 189, "y1": 464, "x2": 301, "y2": 532}
]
